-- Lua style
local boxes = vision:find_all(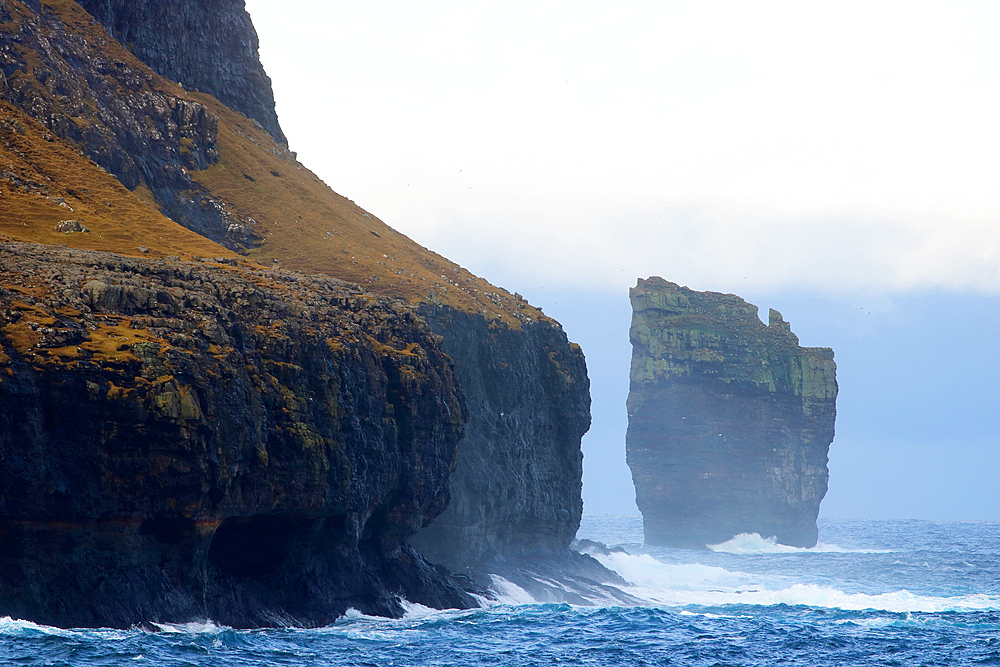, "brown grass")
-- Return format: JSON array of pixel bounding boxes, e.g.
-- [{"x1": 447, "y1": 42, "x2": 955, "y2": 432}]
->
[
  {"x1": 0, "y1": 100, "x2": 239, "y2": 260},
  {"x1": 2, "y1": 0, "x2": 547, "y2": 328}
]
